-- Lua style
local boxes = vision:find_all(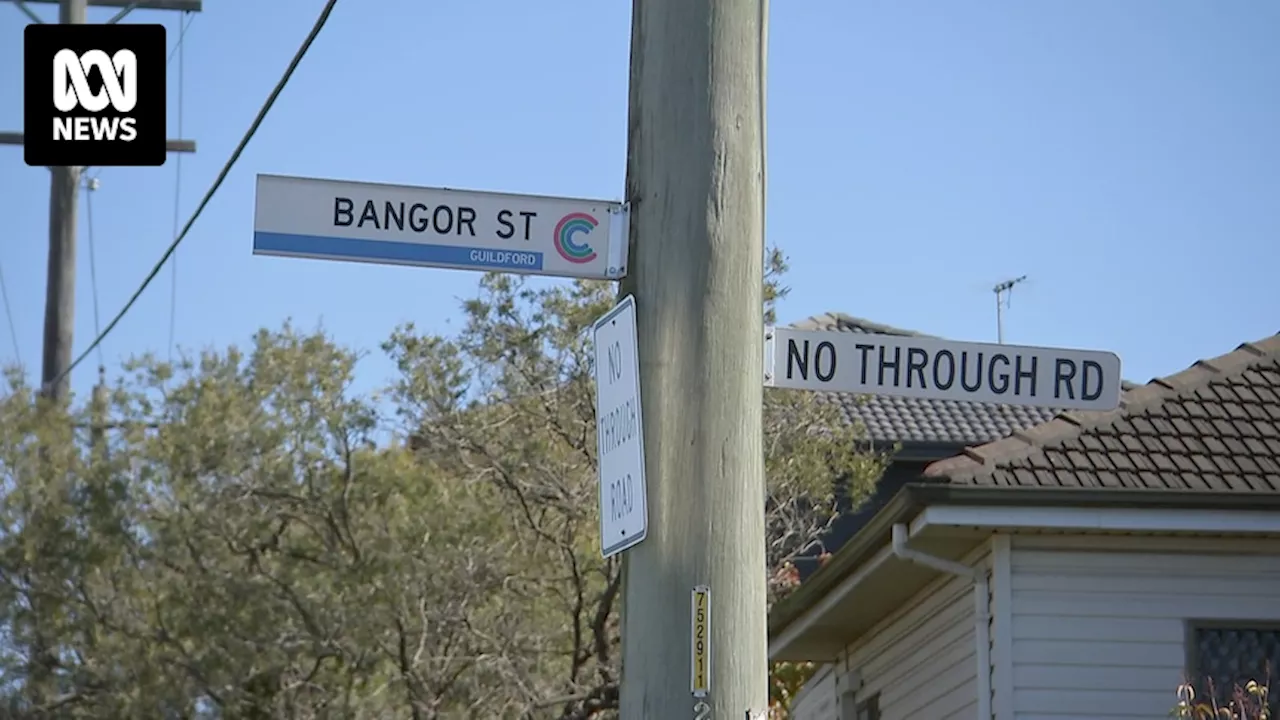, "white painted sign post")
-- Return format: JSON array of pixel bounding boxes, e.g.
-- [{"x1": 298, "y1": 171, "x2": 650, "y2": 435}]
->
[
  {"x1": 592, "y1": 295, "x2": 648, "y2": 558},
  {"x1": 253, "y1": 173, "x2": 629, "y2": 280},
  {"x1": 765, "y1": 327, "x2": 1123, "y2": 412}
]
